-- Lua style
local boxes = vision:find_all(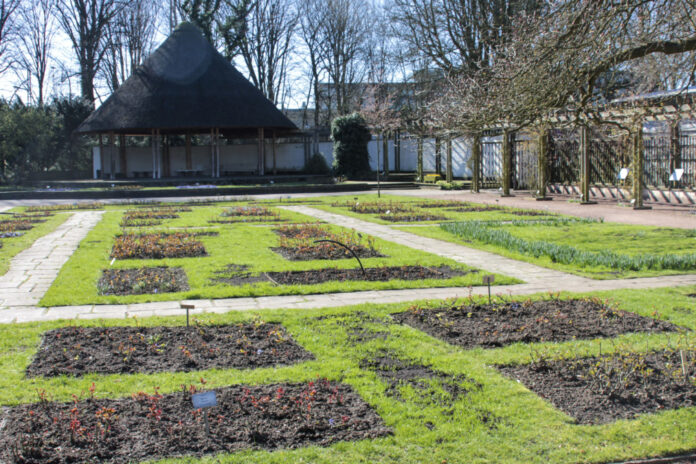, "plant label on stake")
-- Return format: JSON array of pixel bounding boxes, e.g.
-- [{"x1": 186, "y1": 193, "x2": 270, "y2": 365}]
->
[
  {"x1": 482, "y1": 275, "x2": 495, "y2": 304},
  {"x1": 192, "y1": 391, "x2": 217, "y2": 436},
  {"x1": 181, "y1": 303, "x2": 195, "y2": 327}
]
